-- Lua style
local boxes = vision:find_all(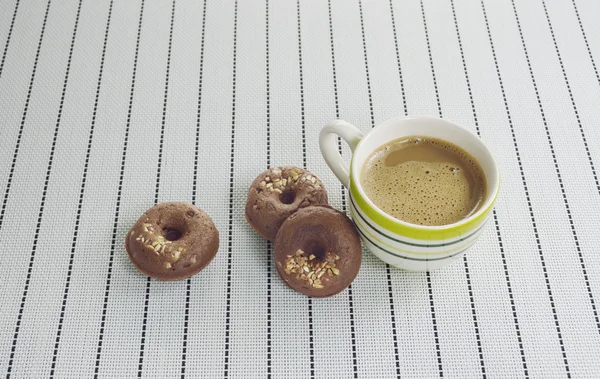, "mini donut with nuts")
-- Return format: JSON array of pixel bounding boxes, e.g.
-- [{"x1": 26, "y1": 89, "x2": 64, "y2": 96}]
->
[
  {"x1": 126, "y1": 202, "x2": 219, "y2": 281},
  {"x1": 274, "y1": 205, "x2": 362, "y2": 297},
  {"x1": 245, "y1": 166, "x2": 328, "y2": 241}
]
